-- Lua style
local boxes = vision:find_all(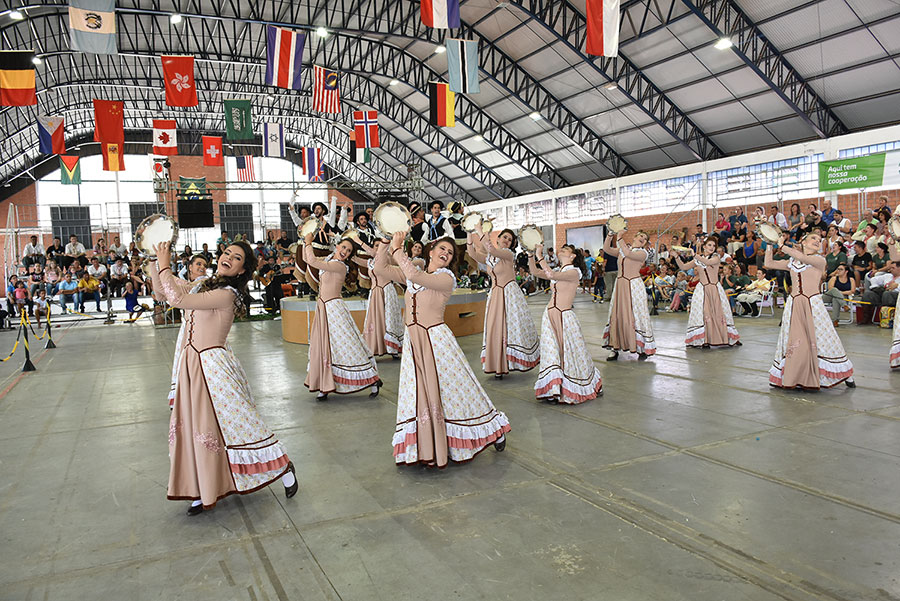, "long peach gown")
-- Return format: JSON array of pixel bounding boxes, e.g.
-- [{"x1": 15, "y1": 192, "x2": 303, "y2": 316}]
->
[
  {"x1": 150, "y1": 264, "x2": 291, "y2": 509},
  {"x1": 303, "y1": 245, "x2": 379, "y2": 394},
  {"x1": 467, "y1": 239, "x2": 540, "y2": 375},
  {"x1": 362, "y1": 256, "x2": 403, "y2": 357},
  {"x1": 769, "y1": 258, "x2": 854, "y2": 389},
  {"x1": 530, "y1": 258, "x2": 602, "y2": 404},
  {"x1": 603, "y1": 247, "x2": 657, "y2": 355},
  {"x1": 375, "y1": 246, "x2": 510, "y2": 467},
  {"x1": 684, "y1": 255, "x2": 740, "y2": 347}
]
